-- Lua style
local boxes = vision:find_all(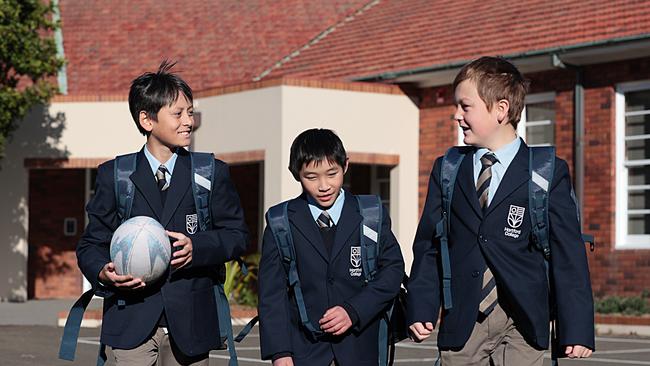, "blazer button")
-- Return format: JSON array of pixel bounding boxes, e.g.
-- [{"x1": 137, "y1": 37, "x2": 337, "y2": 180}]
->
[
  {"x1": 328, "y1": 278, "x2": 334, "y2": 285},
  {"x1": 472, "y1": 271, "x2": 480, "y2": 278}
]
